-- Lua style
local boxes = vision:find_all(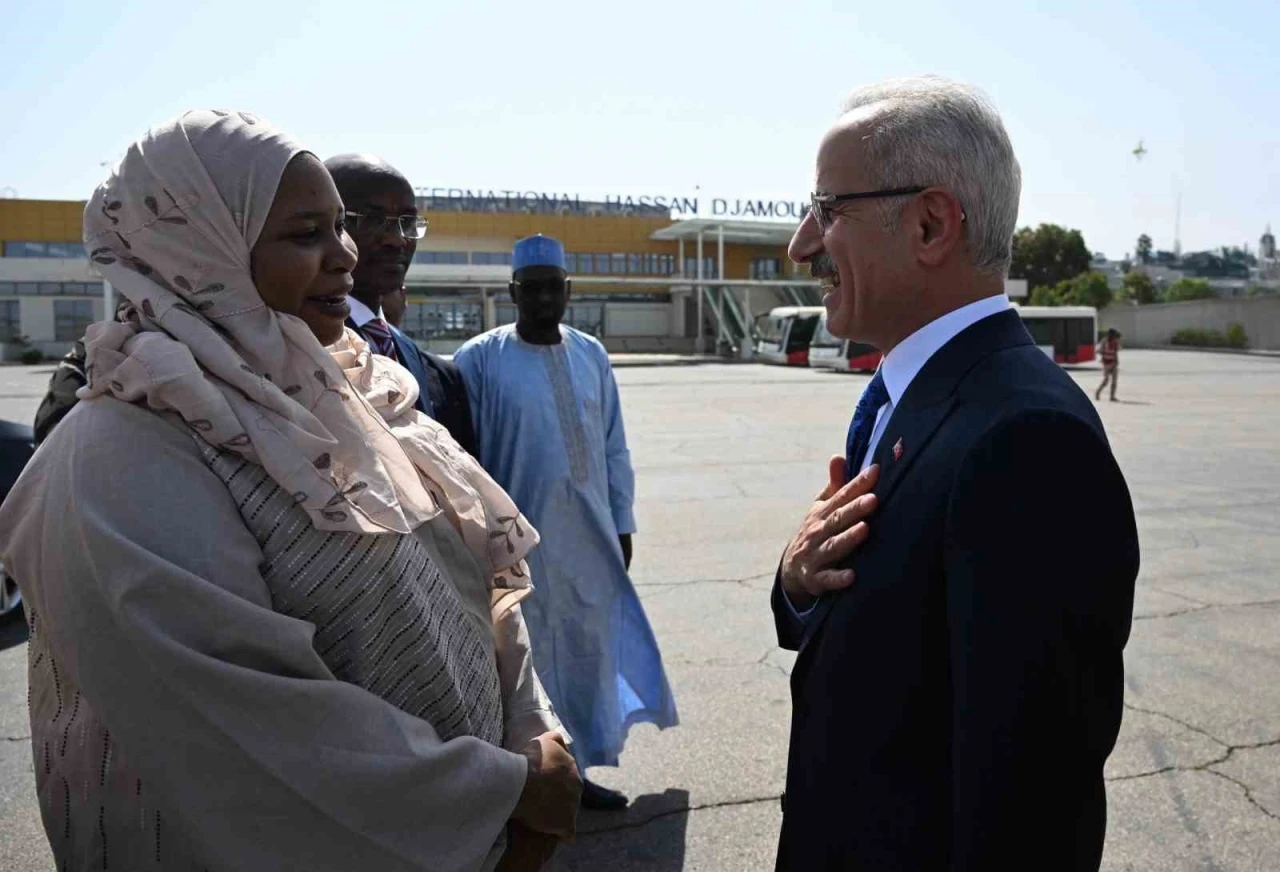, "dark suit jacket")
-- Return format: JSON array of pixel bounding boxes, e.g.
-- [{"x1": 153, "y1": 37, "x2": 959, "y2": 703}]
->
[
  {"x1": 346, "y1": 318, "x2": 479, "y2": 459},
  {"x1": 33, "y1": 341, "x2": 88, "y2": 446},
  {"x1": 772, "y1": 309, "x2": 1139, "y2": 871}
]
